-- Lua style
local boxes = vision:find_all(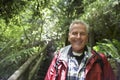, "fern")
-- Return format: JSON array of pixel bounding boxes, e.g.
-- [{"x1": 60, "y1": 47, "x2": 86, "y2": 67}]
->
[{"x1": 93, "y1": 39, "x2": 120, "y2": 59}]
